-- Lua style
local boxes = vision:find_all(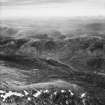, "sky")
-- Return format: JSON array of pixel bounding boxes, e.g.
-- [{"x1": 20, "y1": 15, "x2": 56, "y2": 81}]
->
[{"x1": 0, "y1": 0, "x2": 105, "y2": 19}]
